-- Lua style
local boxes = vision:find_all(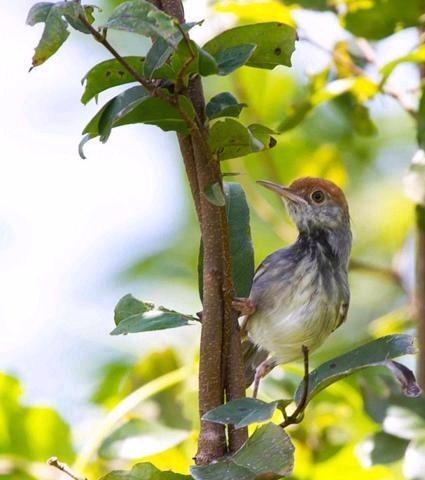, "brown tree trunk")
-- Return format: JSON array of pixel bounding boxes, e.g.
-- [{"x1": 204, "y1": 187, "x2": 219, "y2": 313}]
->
[{"x1": 152, "y1": 0, "x2": 248, "y2": 463}]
